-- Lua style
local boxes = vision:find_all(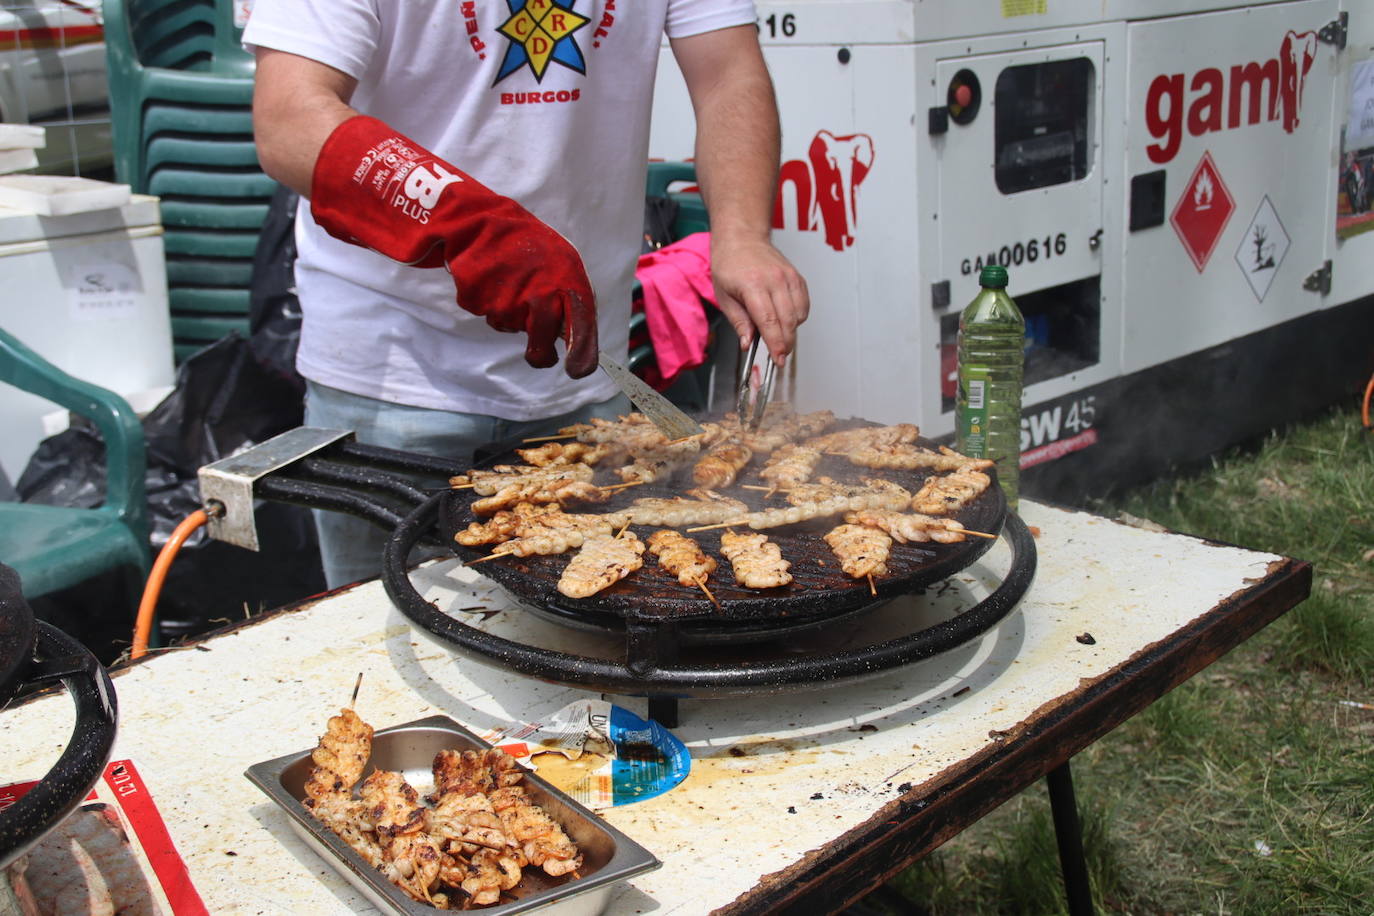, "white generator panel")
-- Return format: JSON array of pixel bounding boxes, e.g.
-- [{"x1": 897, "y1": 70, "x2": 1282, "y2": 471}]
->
[{"x1": 649, "y1": 0, "x2": 1371, "y2": 497}]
